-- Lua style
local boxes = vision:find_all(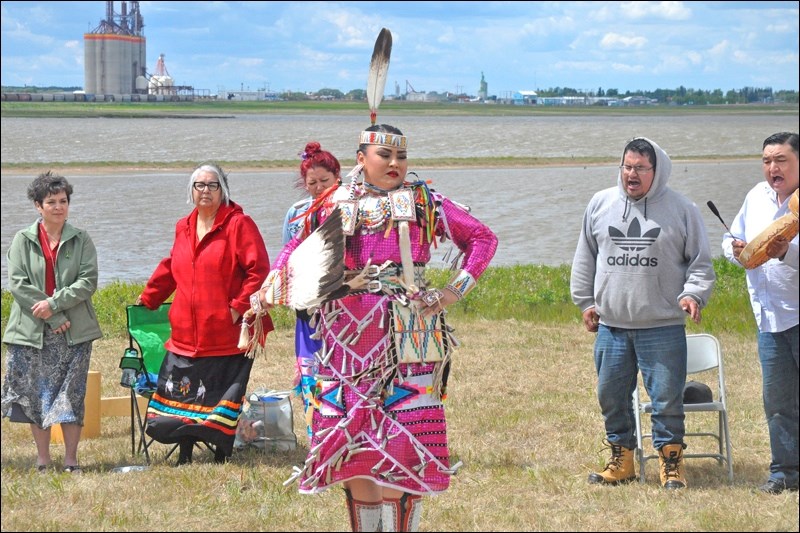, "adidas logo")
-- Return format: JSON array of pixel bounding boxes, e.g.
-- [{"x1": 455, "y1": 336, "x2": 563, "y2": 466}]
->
[
  {"x1": 609, "y1": 217, "x2": 660, "y2": 251},
  {"x1": 608, "y1": 217, "x2": 661, "y2": 267}
]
